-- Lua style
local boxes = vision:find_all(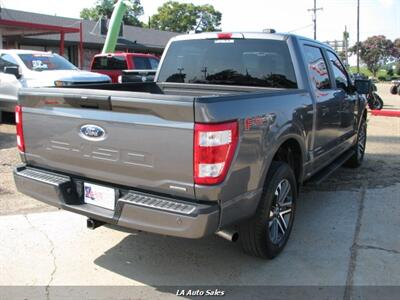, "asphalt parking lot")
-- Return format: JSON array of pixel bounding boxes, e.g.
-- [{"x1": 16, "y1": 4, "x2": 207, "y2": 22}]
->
[{"x1": 0, "y1": 83, "x2": 399, "y2": 299}]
